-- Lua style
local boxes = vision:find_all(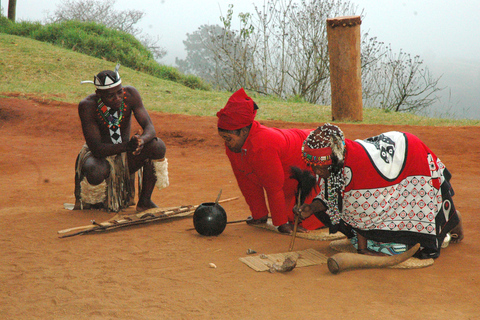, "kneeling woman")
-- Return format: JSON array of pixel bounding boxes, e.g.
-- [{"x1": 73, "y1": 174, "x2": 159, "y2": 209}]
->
[{"x1": 297, "y1": 123, "x2": 463, "y2": 259}]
